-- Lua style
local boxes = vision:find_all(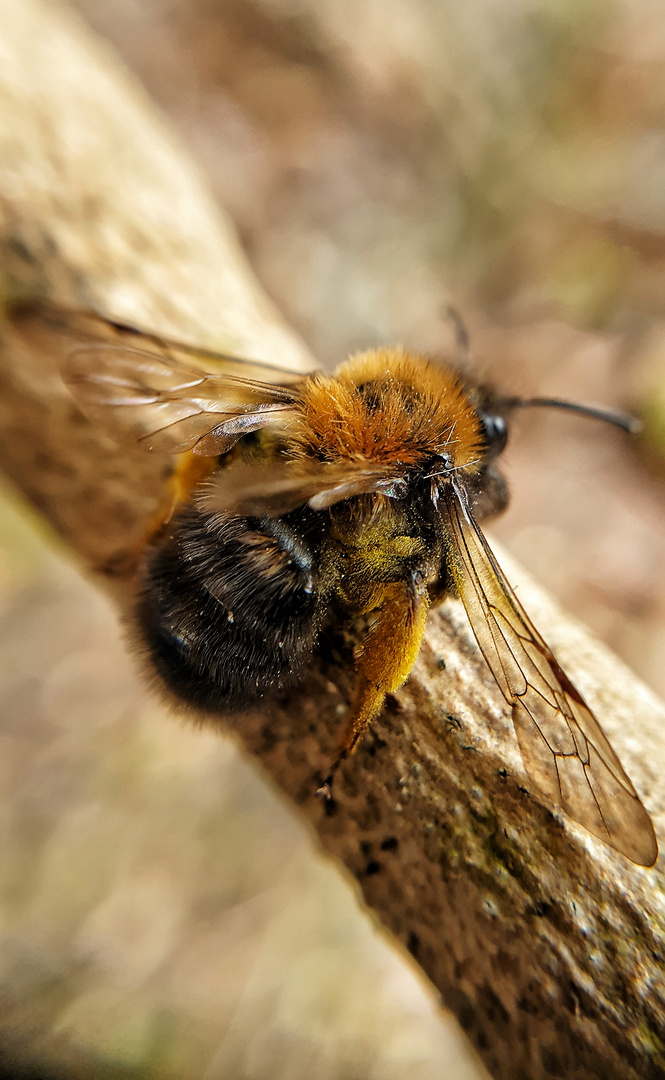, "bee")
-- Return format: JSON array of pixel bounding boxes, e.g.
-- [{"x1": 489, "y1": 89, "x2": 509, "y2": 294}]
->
[{"x1": 11, "y1": 302, "x2": 658, "y2": 866}]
